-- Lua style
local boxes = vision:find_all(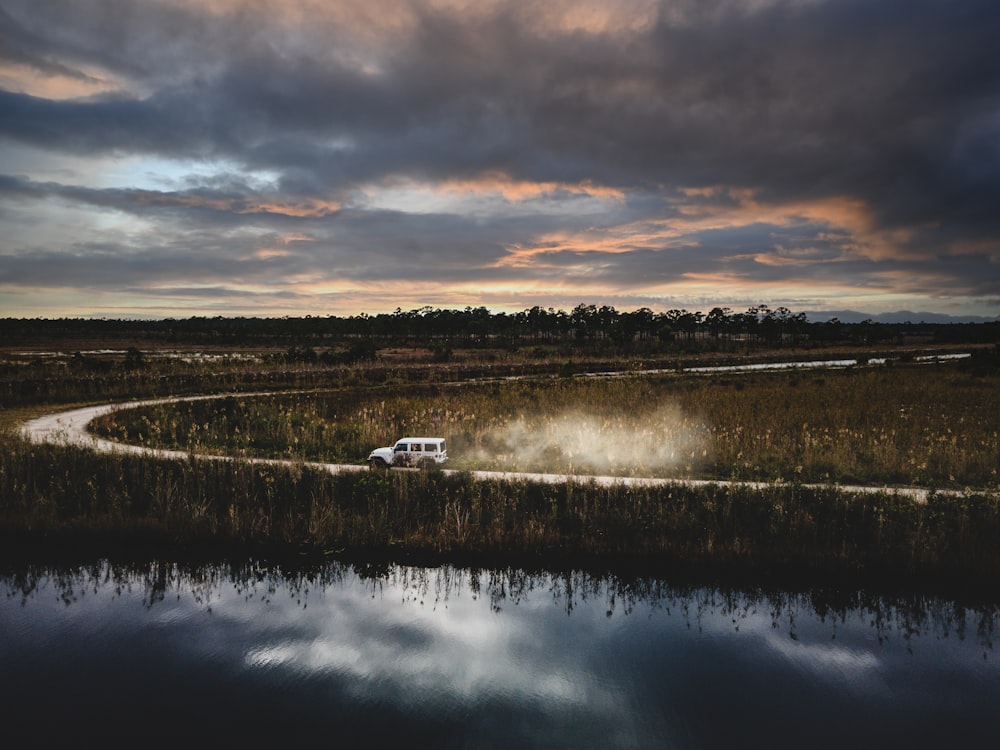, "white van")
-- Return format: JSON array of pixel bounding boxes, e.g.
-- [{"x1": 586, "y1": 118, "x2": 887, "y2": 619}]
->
[{"x1": 368, "y1": 437, "x2": 448, "y2": 469}]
